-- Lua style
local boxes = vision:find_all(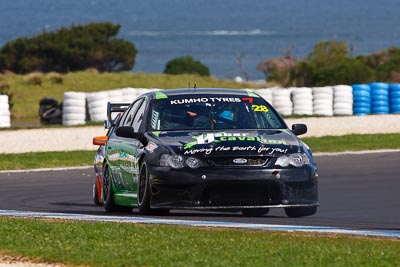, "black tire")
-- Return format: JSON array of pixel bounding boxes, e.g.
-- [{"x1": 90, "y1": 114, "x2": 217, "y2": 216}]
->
[
  {"x1": 242, "y1": 208, "x2": 269, "y2": 217},
  {"x1": 102, "y1": 165, "x2": 117, "y2": 212},
  {"x1": 102, "y1": 165, "x2": 133, "y2": 212},
  {"x1": 39, "y1": 97, "x2": 62, "y2": 124},
  {"x1": 138, "y1": 161, "x2": 152, "y2": 215},
  {"x1": 284, "y1": 207, "x2": 317, "y2": 218}
]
